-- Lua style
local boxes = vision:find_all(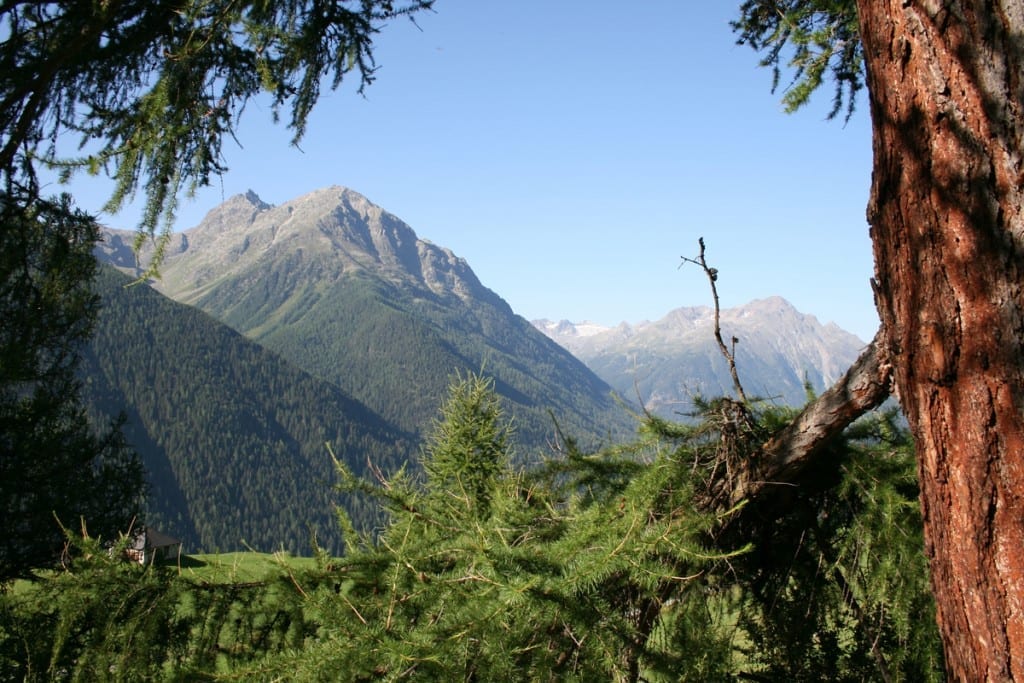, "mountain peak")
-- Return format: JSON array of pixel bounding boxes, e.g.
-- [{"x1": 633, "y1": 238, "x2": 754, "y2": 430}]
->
[
  {"x1": 183, "y1": 189, "x2": 273, "y2": 235},
  {"x1": 242, "y1": 189, "x2": 269, "y2": 208},
  {"x1": 97, "y1": 185, "x2": 508, "y2": 313},
  {"x1": 534, "y1": 319, "x2": 612, "y2": 338},
  {"x1": 289, "y1": 185, "x2": 372, "y2": 214},
  {"x1": 270, "y1": 186, "x2": 496, "y2": 304},
  {"x1": 735, "y1": 296, "x2": 799, "y2": 317}
]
